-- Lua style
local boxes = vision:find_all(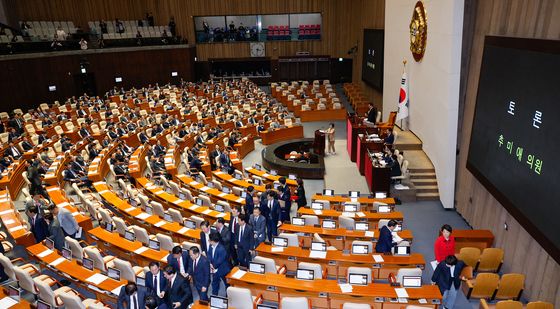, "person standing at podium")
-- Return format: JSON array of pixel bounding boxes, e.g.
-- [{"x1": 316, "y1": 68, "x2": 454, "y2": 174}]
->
[
  {"x1": 326, "y1": 123, "x2": 336, "y2": 155},
  {"x1": 366, "y1": 103, "x2": 378, "y2": 123}
]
